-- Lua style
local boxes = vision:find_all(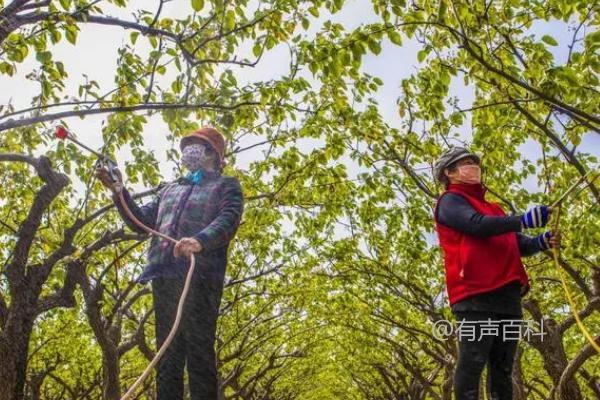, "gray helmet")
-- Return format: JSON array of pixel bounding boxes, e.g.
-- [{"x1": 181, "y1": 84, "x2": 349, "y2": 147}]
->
[{"x1": 433, "y1": 147, "x2": 480, "y2": 185}]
